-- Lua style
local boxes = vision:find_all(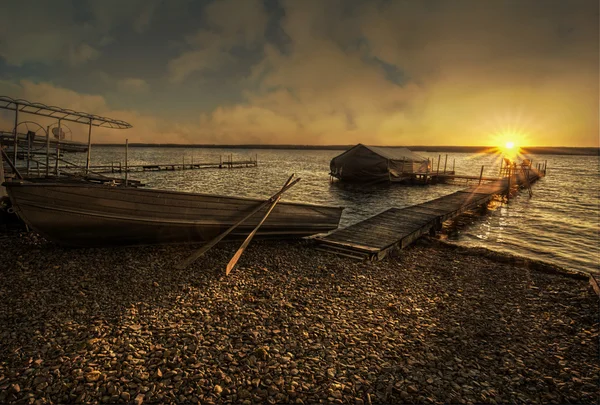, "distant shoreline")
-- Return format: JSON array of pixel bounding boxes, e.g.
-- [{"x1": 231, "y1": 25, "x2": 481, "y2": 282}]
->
[{"x1": 93, "y1": 143, "x2": 600, "y2": 156}]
